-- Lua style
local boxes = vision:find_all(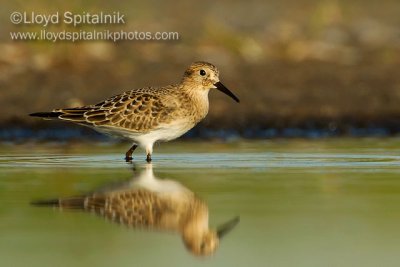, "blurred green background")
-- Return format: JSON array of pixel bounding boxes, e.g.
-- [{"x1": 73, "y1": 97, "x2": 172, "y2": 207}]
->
[{"x1": 1, "y1": 0, "x2": 400, "y2": 138}]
